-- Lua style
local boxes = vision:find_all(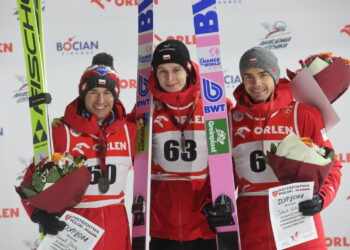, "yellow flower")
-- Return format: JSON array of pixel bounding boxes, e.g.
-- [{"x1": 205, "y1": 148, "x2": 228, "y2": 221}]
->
[
  {"x1": 77, "y1": 162, "x2": 84, "y2": 168},
  {"x1": 51, "y1": 152, "x2": 63, "y2": 163}
]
